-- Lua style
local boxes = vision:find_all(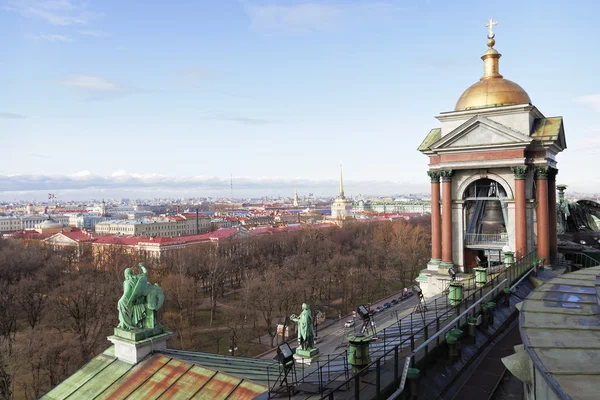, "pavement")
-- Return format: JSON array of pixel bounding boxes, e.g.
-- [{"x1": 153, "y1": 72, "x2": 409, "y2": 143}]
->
[{"x1": 256, "y1": 289, "x2": 443, "y2": 361}]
